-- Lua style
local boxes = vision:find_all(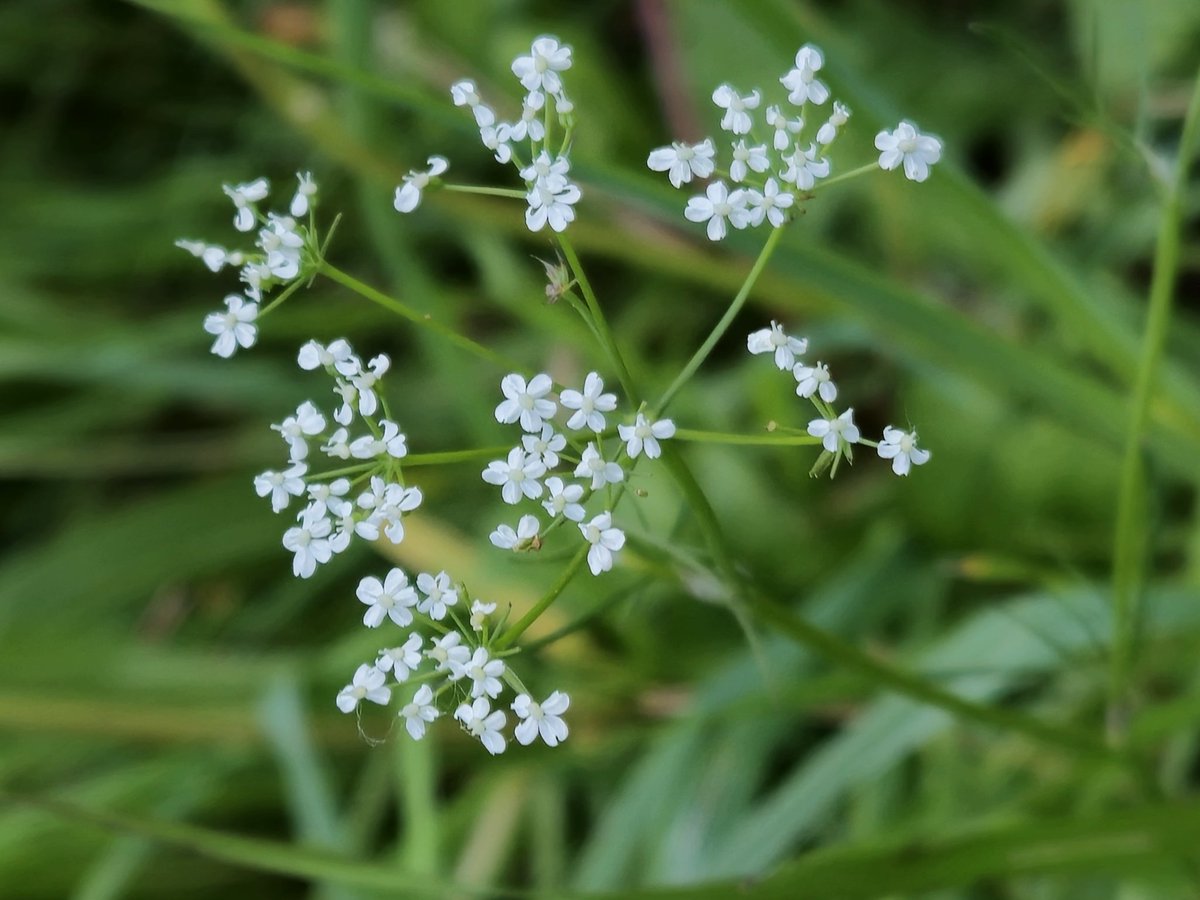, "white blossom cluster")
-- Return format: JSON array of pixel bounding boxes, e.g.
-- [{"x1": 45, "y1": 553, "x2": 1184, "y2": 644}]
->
[
  {"x1": 395, "y1": 36, "x2": 583, "y2": 233},
  {"x1": 335, "y1": 565, "x2": 570, "y2": 755},
  {"x1": 647, "y1": 44, "x2": 942, "y2": 241},
  {"x1": 253, "y1": 339, "x2": 422, "y2": 578},
  {"x1": 177, "y1": 173, "x2": 322, "y2": 357},
  {"x1": 482, "y1": 371, "x2": 675, "y2": 577},
  {"x1": 747, "y1": 322, "x2": 931, "y2": 476}
]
